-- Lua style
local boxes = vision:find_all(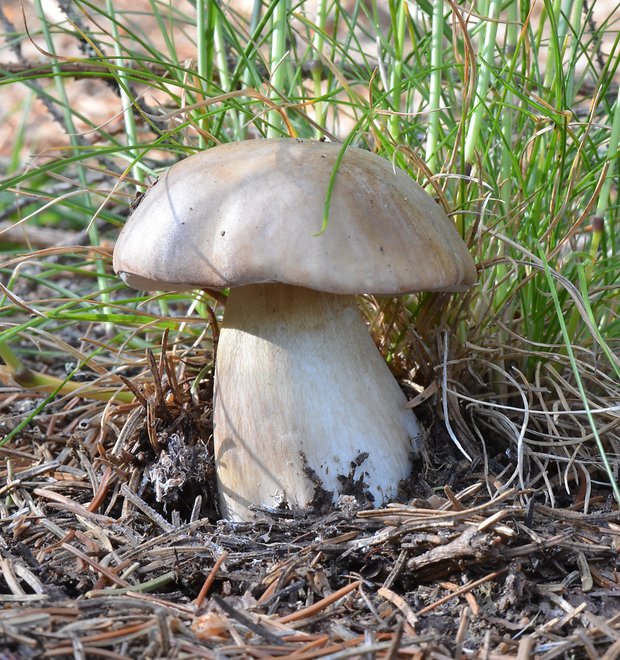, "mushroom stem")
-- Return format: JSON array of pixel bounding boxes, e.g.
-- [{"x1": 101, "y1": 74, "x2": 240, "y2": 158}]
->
[{"x1": 214, "y1": 283, "x2": 421, "y2": 521}]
